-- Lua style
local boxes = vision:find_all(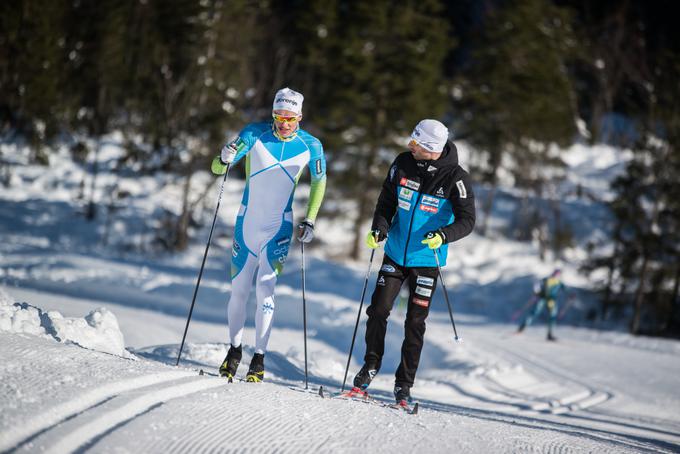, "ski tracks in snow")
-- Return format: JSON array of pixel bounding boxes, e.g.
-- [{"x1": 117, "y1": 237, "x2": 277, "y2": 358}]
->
[
  {"x1": 445, "y1": 330, "x2": 680, "y2": 452},
  {"x1": 5, "y1": 372, "x2": 225, "y2": 453}
]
